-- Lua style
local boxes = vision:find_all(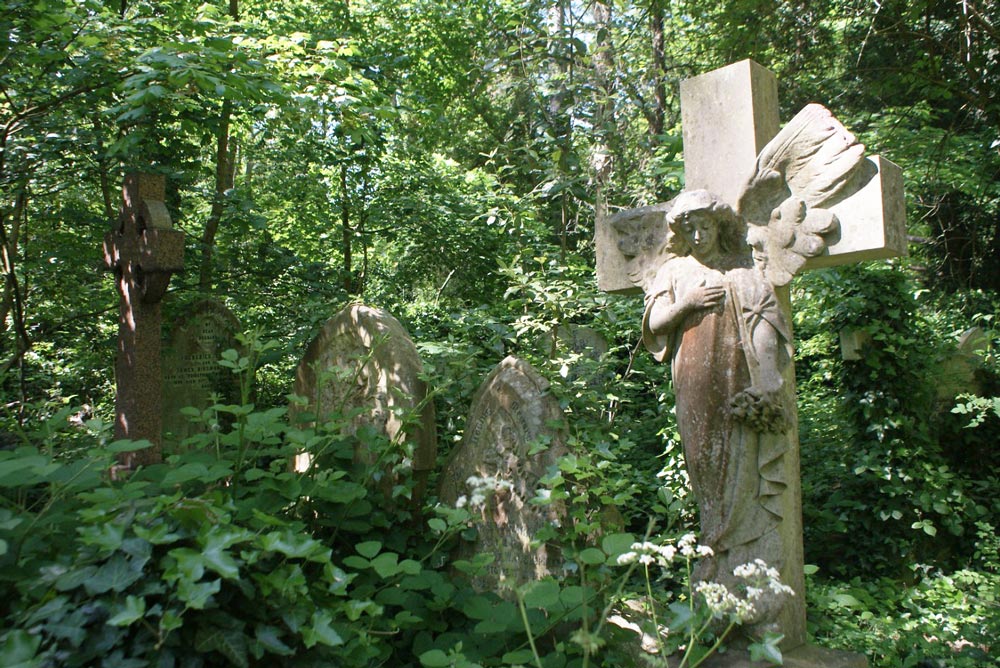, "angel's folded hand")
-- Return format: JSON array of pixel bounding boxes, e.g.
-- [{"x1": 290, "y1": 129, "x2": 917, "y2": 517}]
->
[{"x1": 686, "y1": 282, "x2": 725, "y2": 310}]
